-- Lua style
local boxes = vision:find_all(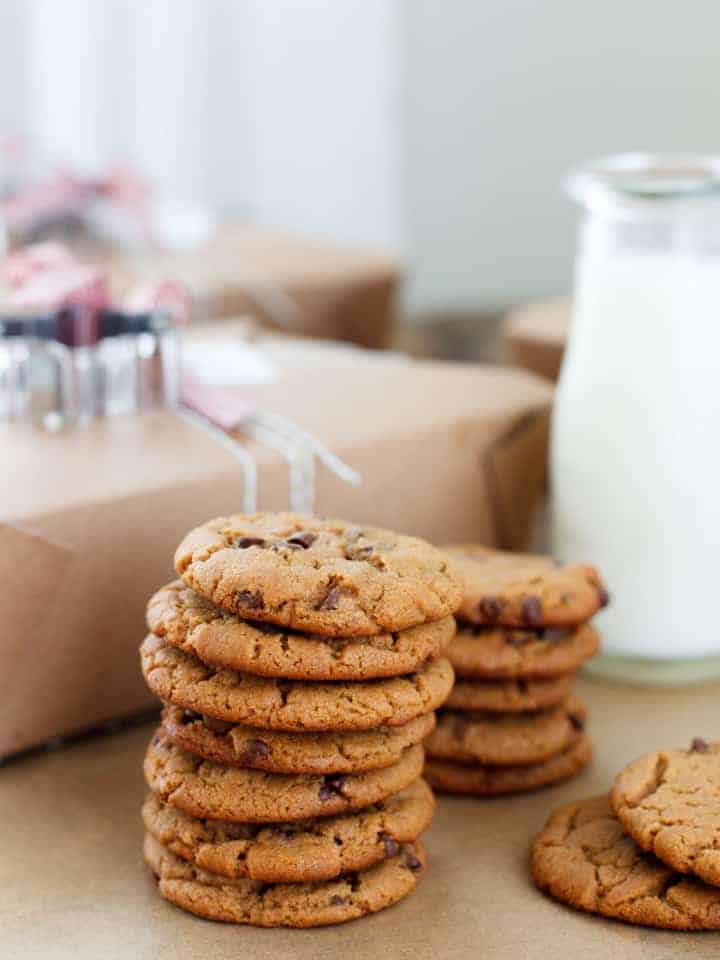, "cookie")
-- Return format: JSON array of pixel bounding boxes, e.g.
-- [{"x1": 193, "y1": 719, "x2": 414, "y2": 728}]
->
[
  {"x1": 531, "y1": 794, "x2": 720, "y2": 930},
  {"x1": 611, "y1": 740, "x2": 720, "y2": 886},
  {"x1": 445, "y1": 673, "x2": 574, "y2": 713},
  {"x1": 148, "y1": 581, "x2": 456, "y2": 681},
  {"x1": 144, "y1": 732, "x2": 424, "y2": 822},
  {"x1": 446, "y1": 545, "x2": 607, "y2": 627},
  {"x1": 425, "y1": 735, "x2": 591, "y2": 796},
  {"x1": 161, "y1": 704, "x2": 435, "y2": 775},
  {"x1": 425, "y1": 696, "x2": 587, "y2": 767},
  {"x1": 142, "y1": 779, "x2": 434, "y2": 883},
  {"x1": 141, "y1": 634, "x2": 454, "y2": 732},
  {"x1": 174, "y1": 513, "x2": 462, "y2": 637},
  {"x1": 144, "y1": 832, "x2": 425, "y2": 928},
  {"x1": 447, "y1": 623, "x2": 599, "y2": 680}
]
